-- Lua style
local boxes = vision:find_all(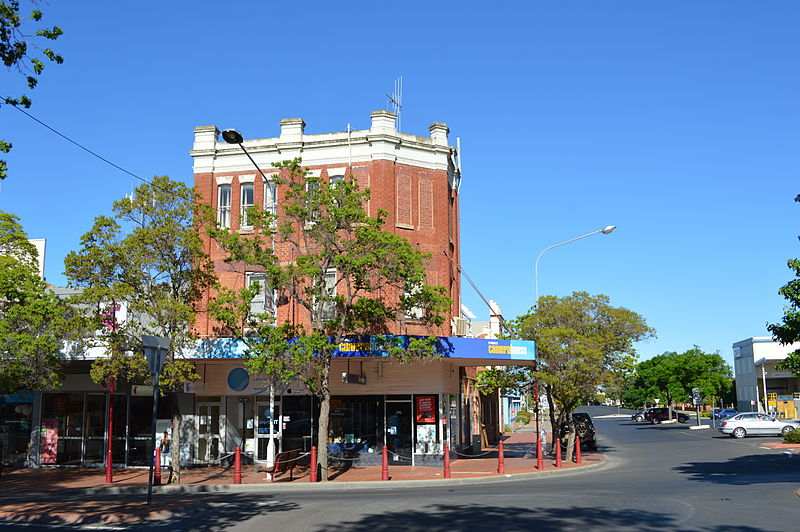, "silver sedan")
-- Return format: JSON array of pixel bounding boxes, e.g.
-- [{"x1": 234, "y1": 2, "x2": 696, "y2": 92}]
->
[{"x1": 718, "y1": 412, "x2": 800, "y2": 438}]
